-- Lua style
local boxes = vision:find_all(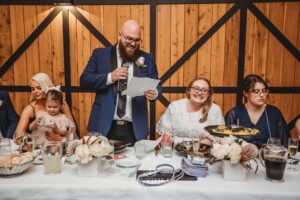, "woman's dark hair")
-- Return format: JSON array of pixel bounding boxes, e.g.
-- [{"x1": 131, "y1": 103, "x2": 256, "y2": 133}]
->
[
  {"x1": 241, "y1": 74, "x2": 269, "y2": 102},
  {"x1": 186, "y1": 77, "x2": 214, "y2": 123},
  {"x1": 45, "y1": 90, "x2": 63, "y2": 104}
]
